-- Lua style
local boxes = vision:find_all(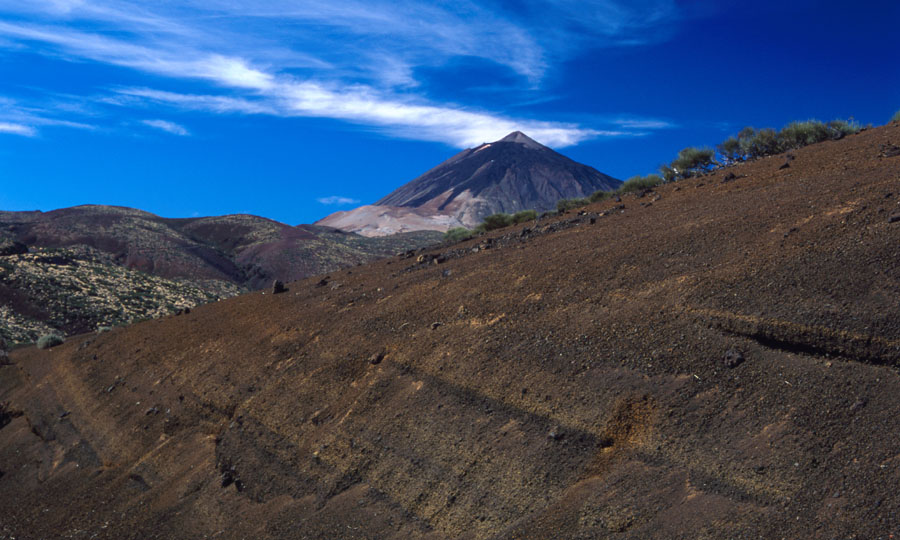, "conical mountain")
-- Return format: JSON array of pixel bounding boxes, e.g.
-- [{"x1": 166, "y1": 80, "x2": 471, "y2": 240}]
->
[{"x1": 317, "y1": 132, "x2": 620, "y2": 236}]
